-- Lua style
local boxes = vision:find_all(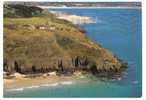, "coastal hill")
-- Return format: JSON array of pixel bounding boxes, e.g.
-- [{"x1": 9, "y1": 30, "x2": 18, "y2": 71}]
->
[{"x1": 4, "y1": 4, "x2": 127, "y2": 77}]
